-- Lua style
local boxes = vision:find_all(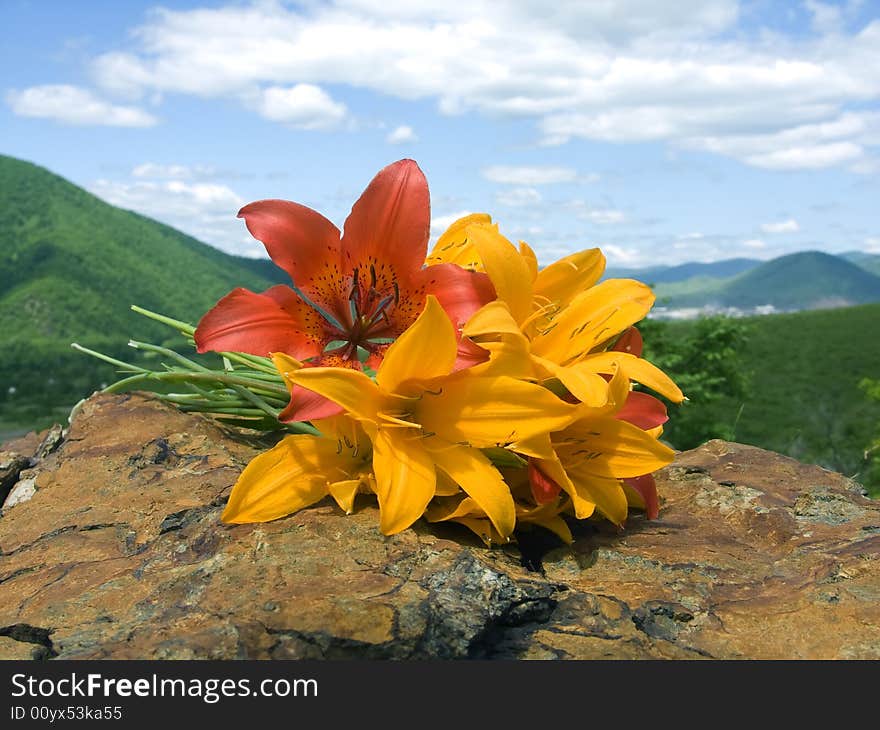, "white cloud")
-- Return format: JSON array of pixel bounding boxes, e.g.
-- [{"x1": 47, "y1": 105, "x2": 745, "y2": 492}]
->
[
  {"x1": 89, "y1": 178, "x2": 256, "y2": 256},
  {"x1": 568, "y1": 200, "x2": 626, "y2": 224},
  {"x1": 761, "y1": 218, "x2": 800, "y2": 233},
  {"x1": 601, "y1": 244, "x2": 643, "y2": 265},
  {"x1": 6, "y1": 85, "x2": 156, "y2": 127},
  {"x1": 251, "y1": 84, "x2": 348, "y2": 130},
  {"x1": 67, "y1": 1, "x2": 880, "y2": 170},
  {"x1": 132, "y1": 162, "x2": 217, "y2": 179},
  {"x1": 865, "y1": 237, "x2": 880, "y2": 253},
  {"x1": 482, "y1": 165, "x2": 578, "y2": 185},
  {"x1": 495, "y1": 187, "x2": 542, "y2": 206},
  {"x1": 430, "y1": 210, "x2": 473, "y2": 239},
  {"x1": 386, "y1": 124, "x2": 418, "y2": 144},
  {"x1": 742, "y1": 238, "x2": 766, "y2": 249}
]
